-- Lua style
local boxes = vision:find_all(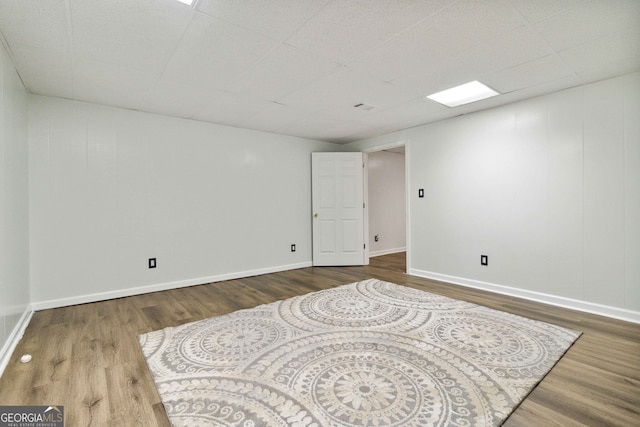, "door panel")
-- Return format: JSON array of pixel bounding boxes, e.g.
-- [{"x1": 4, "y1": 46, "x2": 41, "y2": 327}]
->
[
  {"x1": 312, "y1": 152, "x2": 365, "y2": 266},
  {"x1": 342, "y1": 220, "x2": 358, "y2": 253},
  {"x1": 318, "y1": 220, "x2": 336, "y2": 253},
  {"x1": 319, "y1": 176, "x2": 335, "y2": 207}
]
